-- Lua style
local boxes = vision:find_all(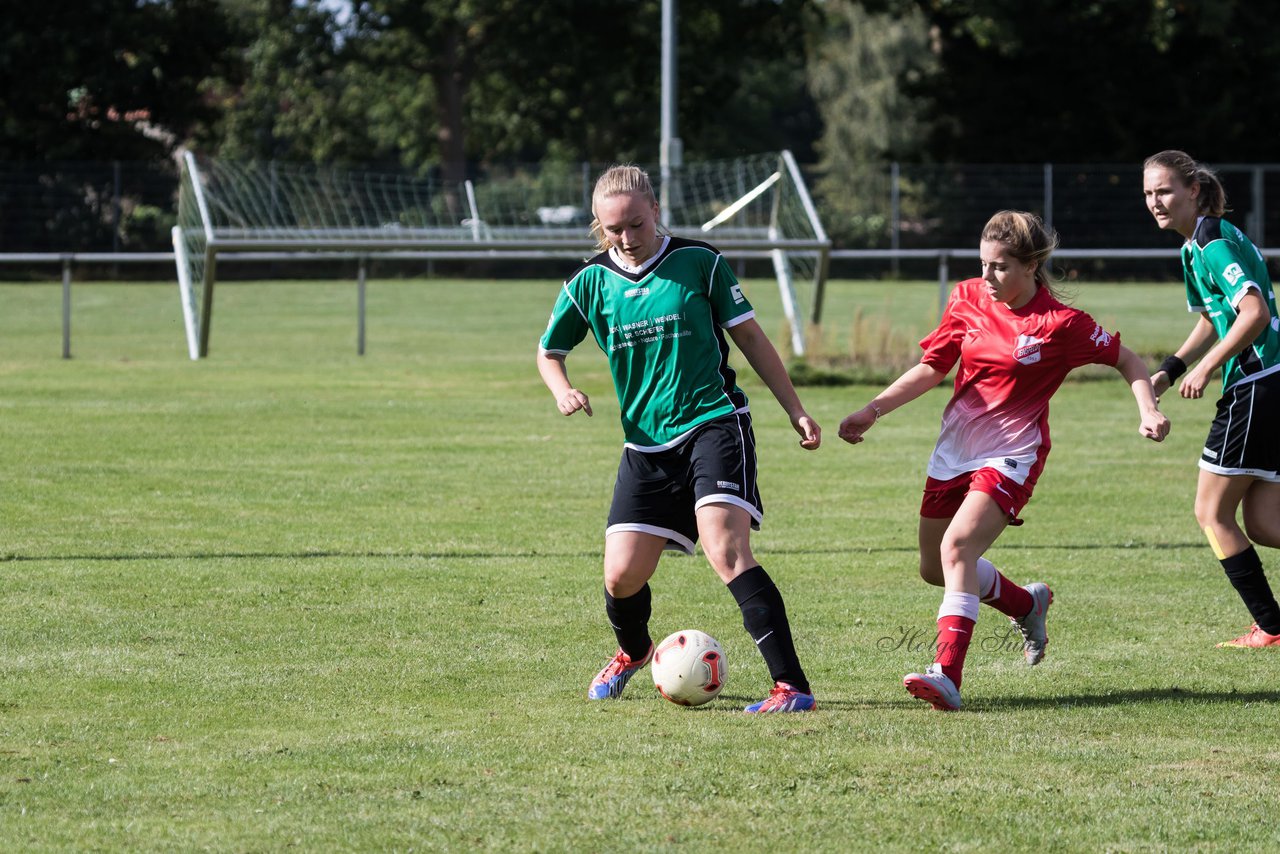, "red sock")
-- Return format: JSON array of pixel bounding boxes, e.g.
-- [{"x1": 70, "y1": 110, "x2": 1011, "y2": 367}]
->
[
  {"x1": 935, "y1": 615, "x2": 976, "y2": 688},
  {"x1": 983, "y1": 573, "x2": 1034, "y2": 619}
]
